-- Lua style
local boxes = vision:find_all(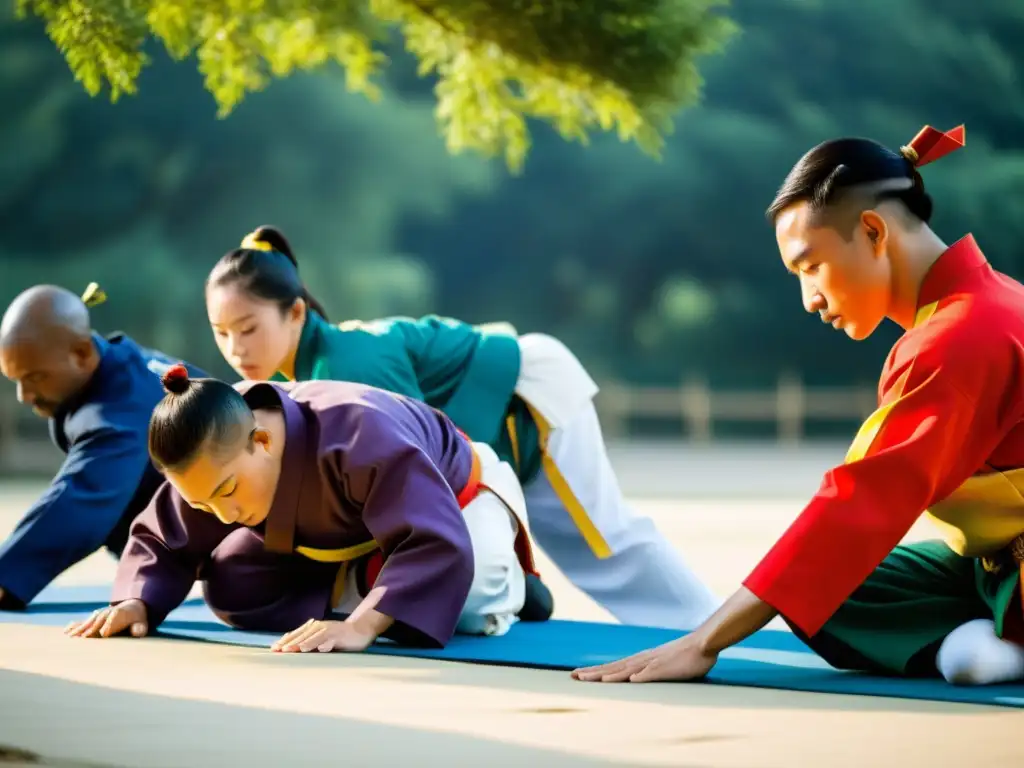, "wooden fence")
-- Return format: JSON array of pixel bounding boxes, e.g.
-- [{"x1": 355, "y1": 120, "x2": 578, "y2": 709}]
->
[
  {"x1": 0, "y1": 374, "x2": 877, "y2": 473},
  {"x1": 593, "y1": 374, "x2": 876, "y2": 442}
]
